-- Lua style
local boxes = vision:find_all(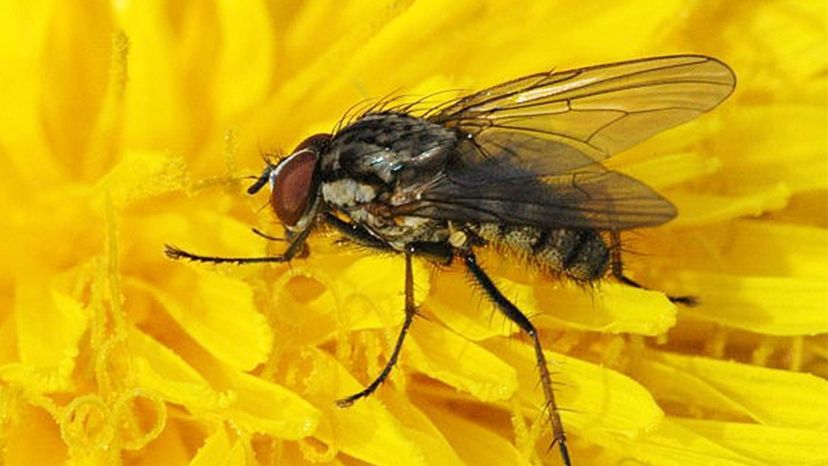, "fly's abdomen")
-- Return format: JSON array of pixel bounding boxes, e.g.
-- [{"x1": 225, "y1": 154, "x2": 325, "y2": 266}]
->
[{"x1": 471, "y1": 223, "x2": 610, "y2": 282}]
